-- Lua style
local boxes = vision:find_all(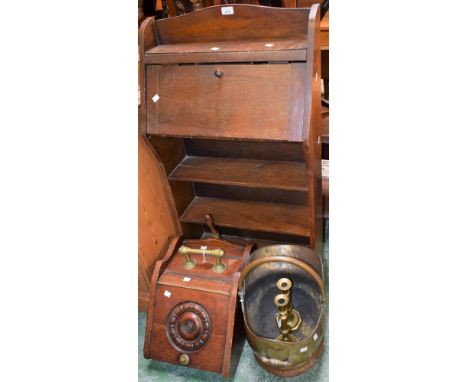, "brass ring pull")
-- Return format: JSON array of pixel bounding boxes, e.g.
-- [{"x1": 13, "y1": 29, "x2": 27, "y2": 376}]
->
[{"x1": 214, "y1": 69, "x2": 224, "y2": 79}]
